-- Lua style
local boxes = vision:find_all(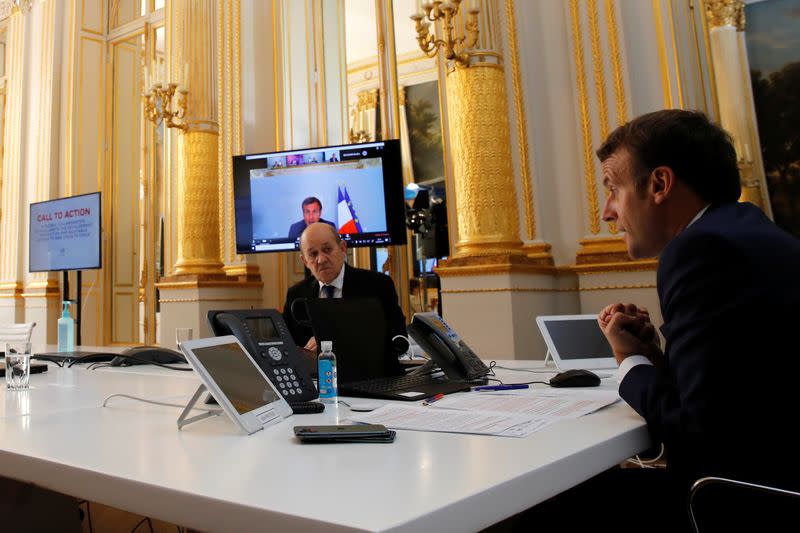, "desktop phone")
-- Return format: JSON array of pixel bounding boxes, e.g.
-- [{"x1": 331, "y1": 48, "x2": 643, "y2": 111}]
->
[
  {"x1": 208, "y1": 309, "x2": 318, "y2": 402},
  {"x1": 407, "y1": 312, "x2": 490, "y2": 381}
]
